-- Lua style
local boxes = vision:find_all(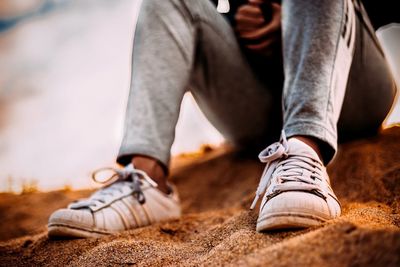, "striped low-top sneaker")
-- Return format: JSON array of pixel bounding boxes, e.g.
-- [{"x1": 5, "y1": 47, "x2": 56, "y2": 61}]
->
[
  {"x1": 250, "y1": 131, "x2": 341, "y2": 232},
  {"x1": 48, "y1": 164, "x2": 181, "y2": 238}
]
